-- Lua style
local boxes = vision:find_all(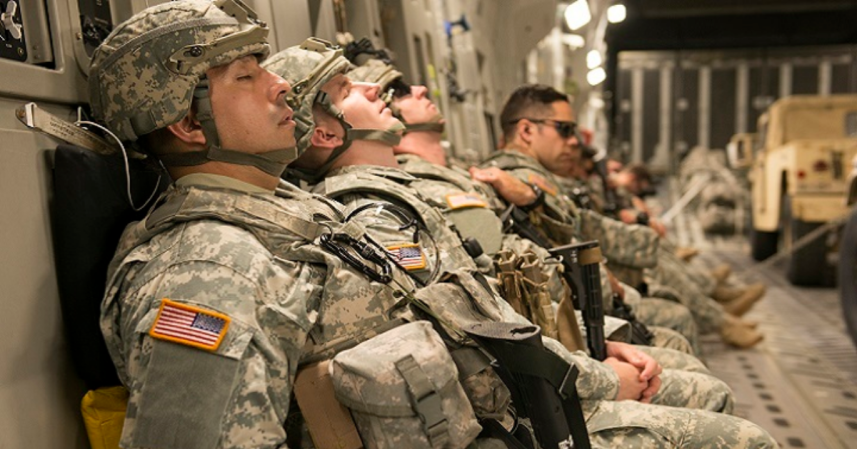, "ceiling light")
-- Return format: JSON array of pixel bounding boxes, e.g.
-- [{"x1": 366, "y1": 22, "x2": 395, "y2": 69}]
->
[
  {"x1": 564, "y1": 0, "x2": 592, "y2": 31},
  {"x1": 587, "y1": 67, "x2": 606, "y2": 86},
  {"x1": 607, "y1": 4, "x2": 626, "y2": 24},
  {"x1": 586, "y1": 50, "x2": 602, "y2": 69}
]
